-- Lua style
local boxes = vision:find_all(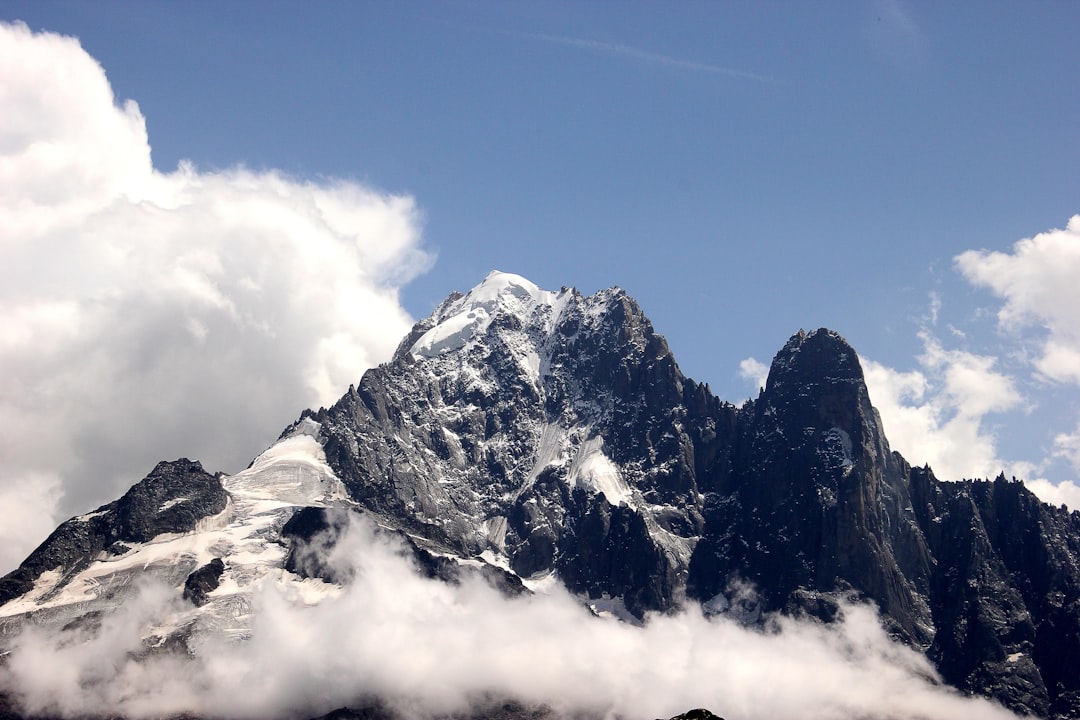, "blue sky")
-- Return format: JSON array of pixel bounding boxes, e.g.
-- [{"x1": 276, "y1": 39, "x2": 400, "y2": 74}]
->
[
  {"x1": 24, "y1": 1, "x2": 1074, "y2": 377},
  {"x1": 1, "y1": 1, "x2": 1079, "y2": 568}
]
